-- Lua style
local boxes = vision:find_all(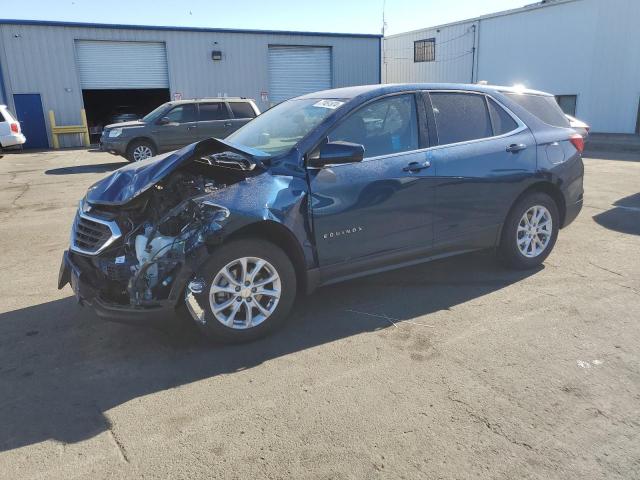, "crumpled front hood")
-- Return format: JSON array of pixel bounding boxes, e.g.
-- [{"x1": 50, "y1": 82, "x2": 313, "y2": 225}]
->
[{"x1": 86, "y1": 138, "x2": 269, "y2": 206}]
